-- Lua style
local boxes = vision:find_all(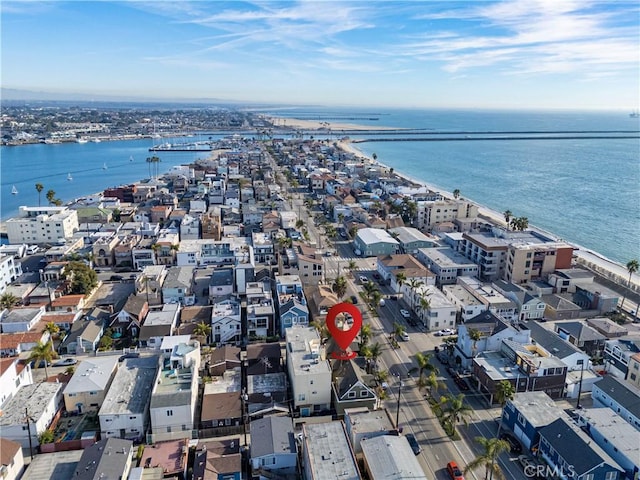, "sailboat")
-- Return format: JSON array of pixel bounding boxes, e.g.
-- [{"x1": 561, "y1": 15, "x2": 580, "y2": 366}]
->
[
  {"x1": 103, "y1": 163, "x2": 108, "y2": 170},
  {"x1": 11, "y1": 185, "x2": 18, "y2": 195},
  {"x1": 129, "y1": 155, "x2": 134, "y2": 162},
  {"x1": 67, "y1": 173, "x2": 73, "y2": 181}
]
